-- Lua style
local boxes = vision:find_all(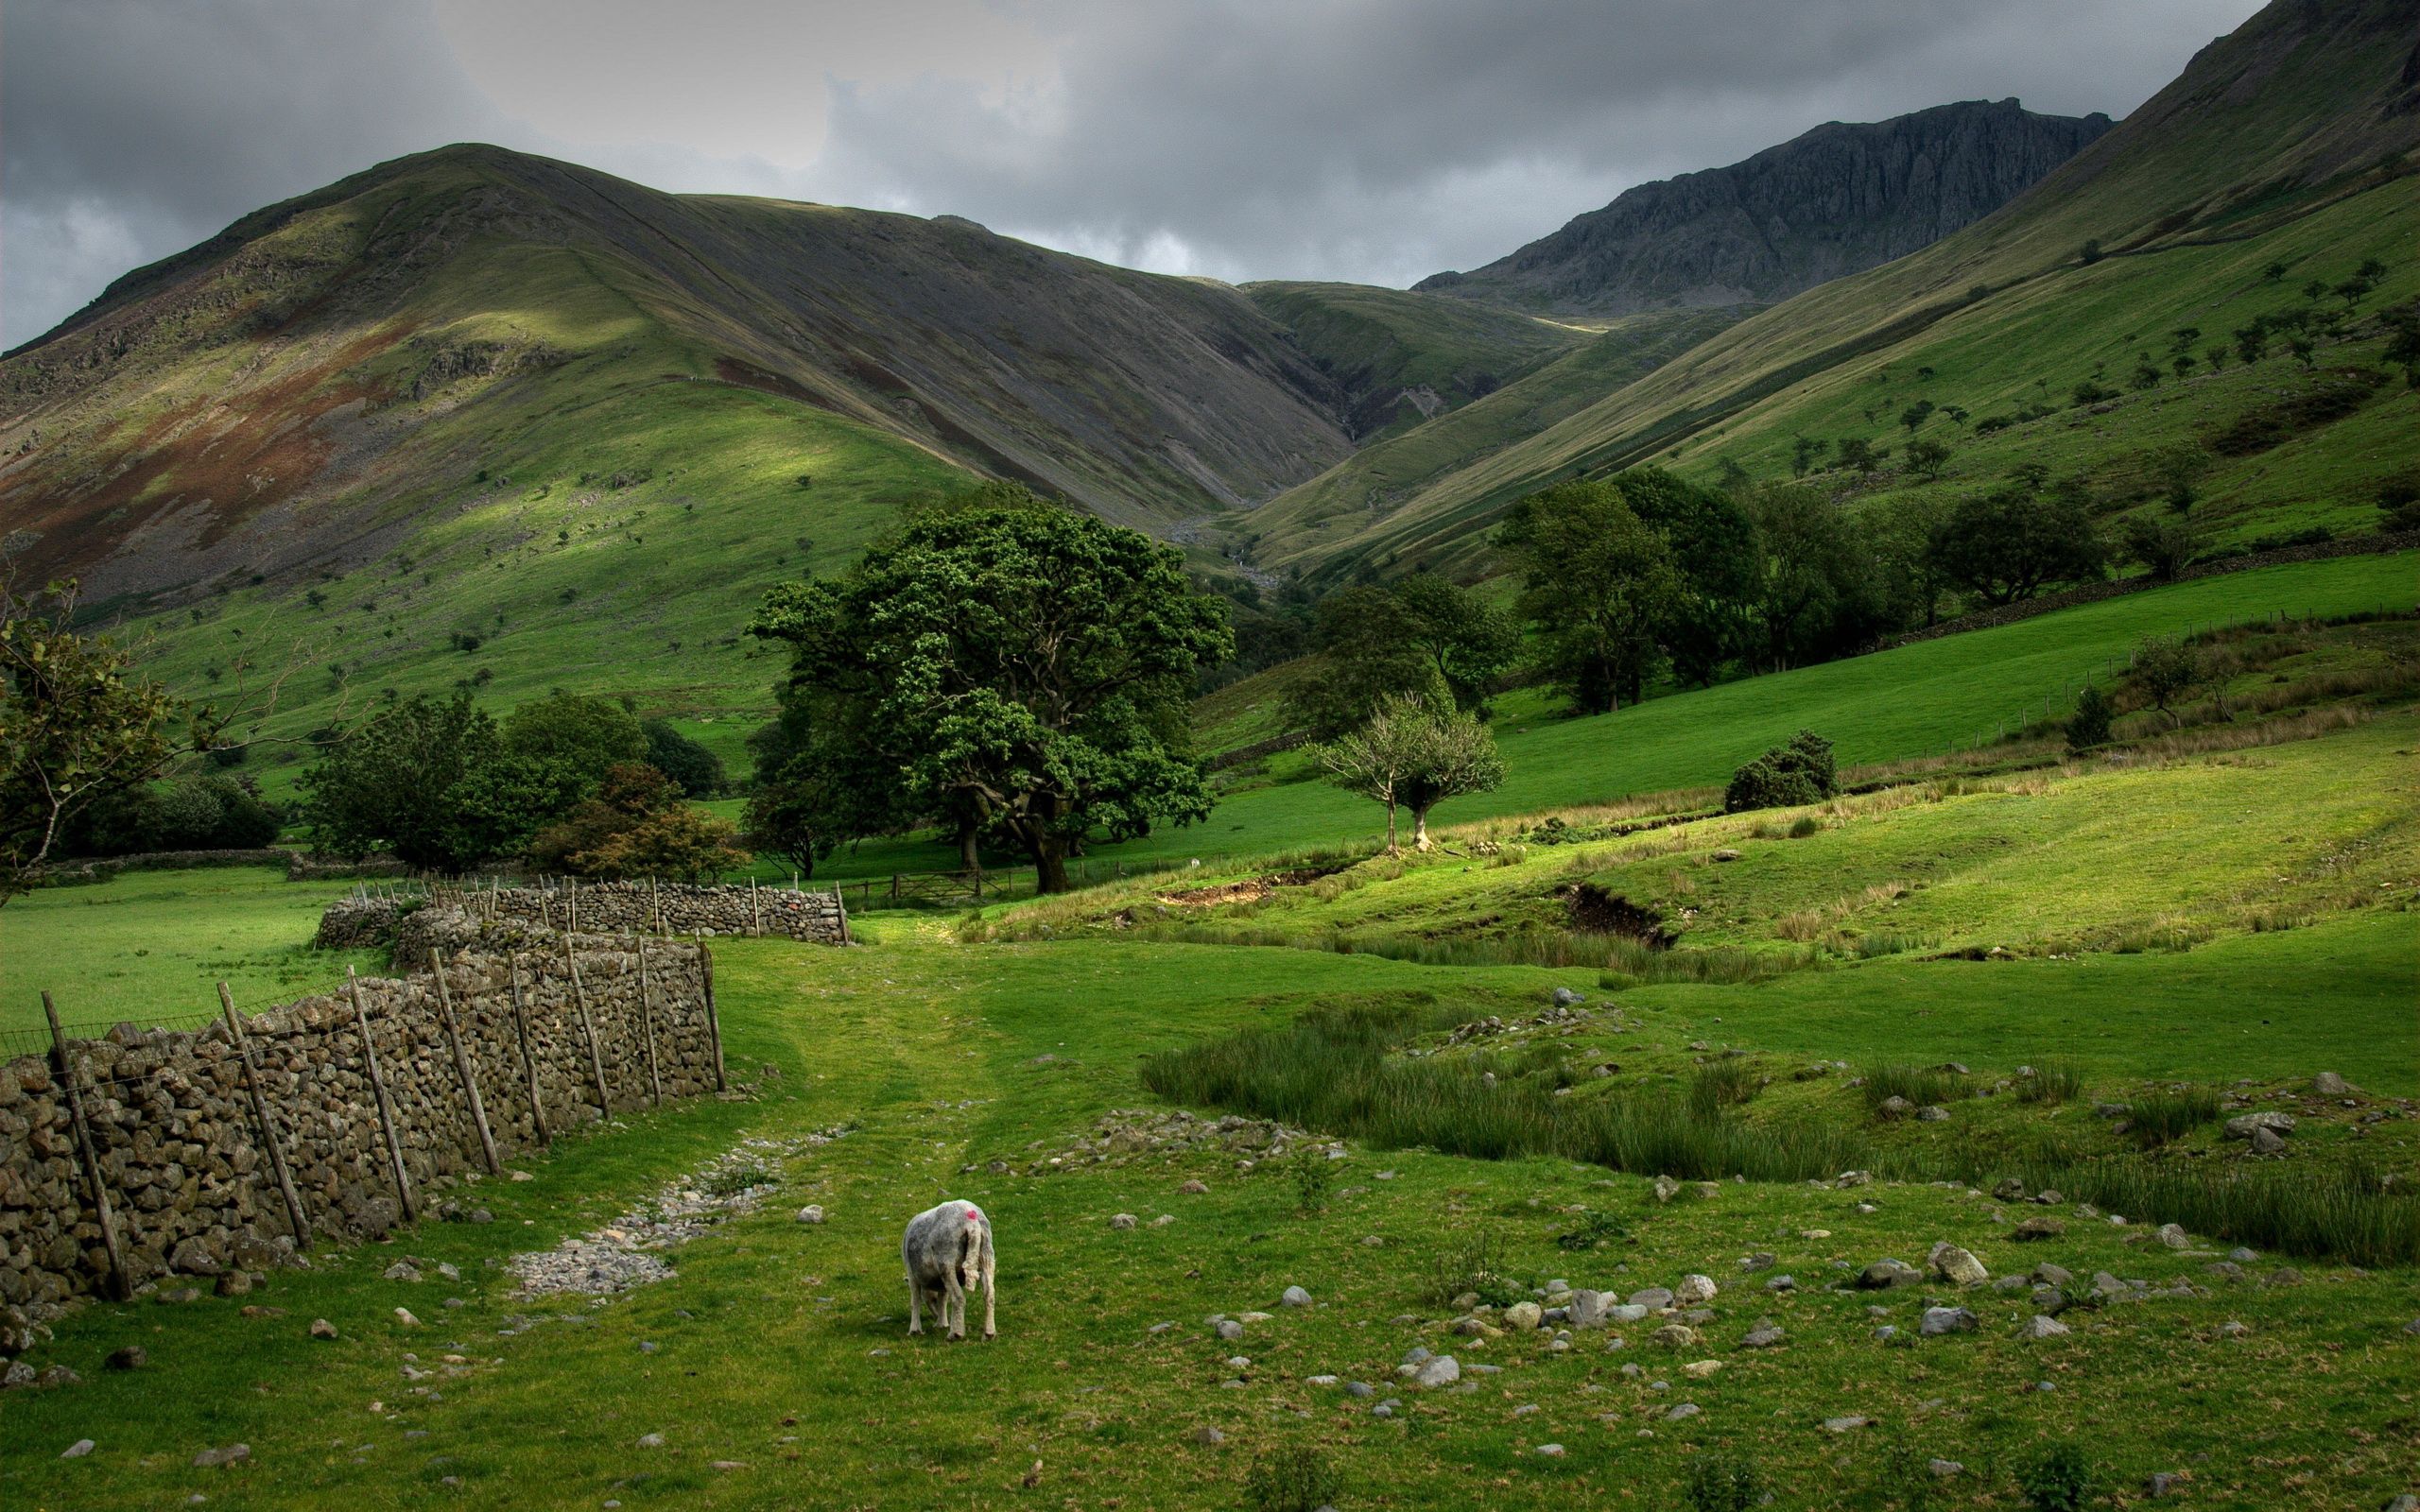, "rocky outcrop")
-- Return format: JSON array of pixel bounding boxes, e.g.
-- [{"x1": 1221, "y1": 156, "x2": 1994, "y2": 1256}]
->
[{"x1": 1419, "y1": 99, "x2": 2112, "y2": 316}]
